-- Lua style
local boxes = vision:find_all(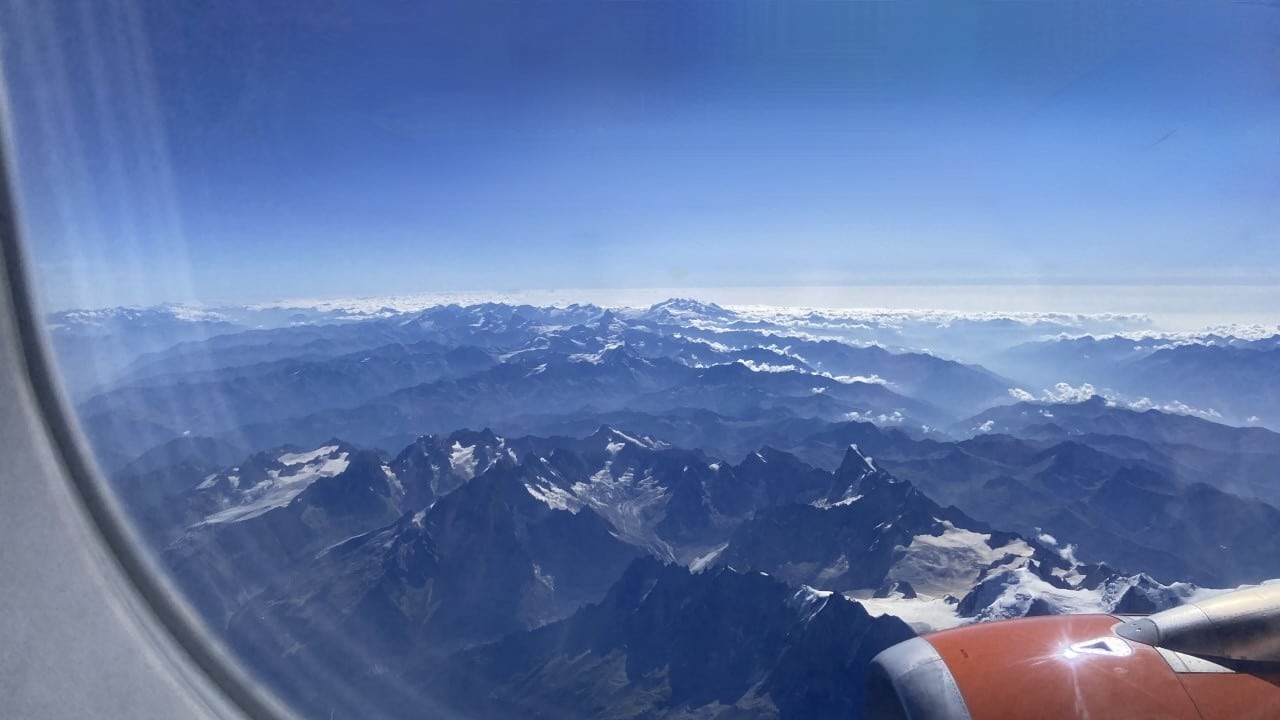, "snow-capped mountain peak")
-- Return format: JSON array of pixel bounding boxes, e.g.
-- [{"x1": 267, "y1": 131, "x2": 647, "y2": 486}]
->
[{"x1": 195, "y1": 443, "x2": 361, "y2": 524}]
